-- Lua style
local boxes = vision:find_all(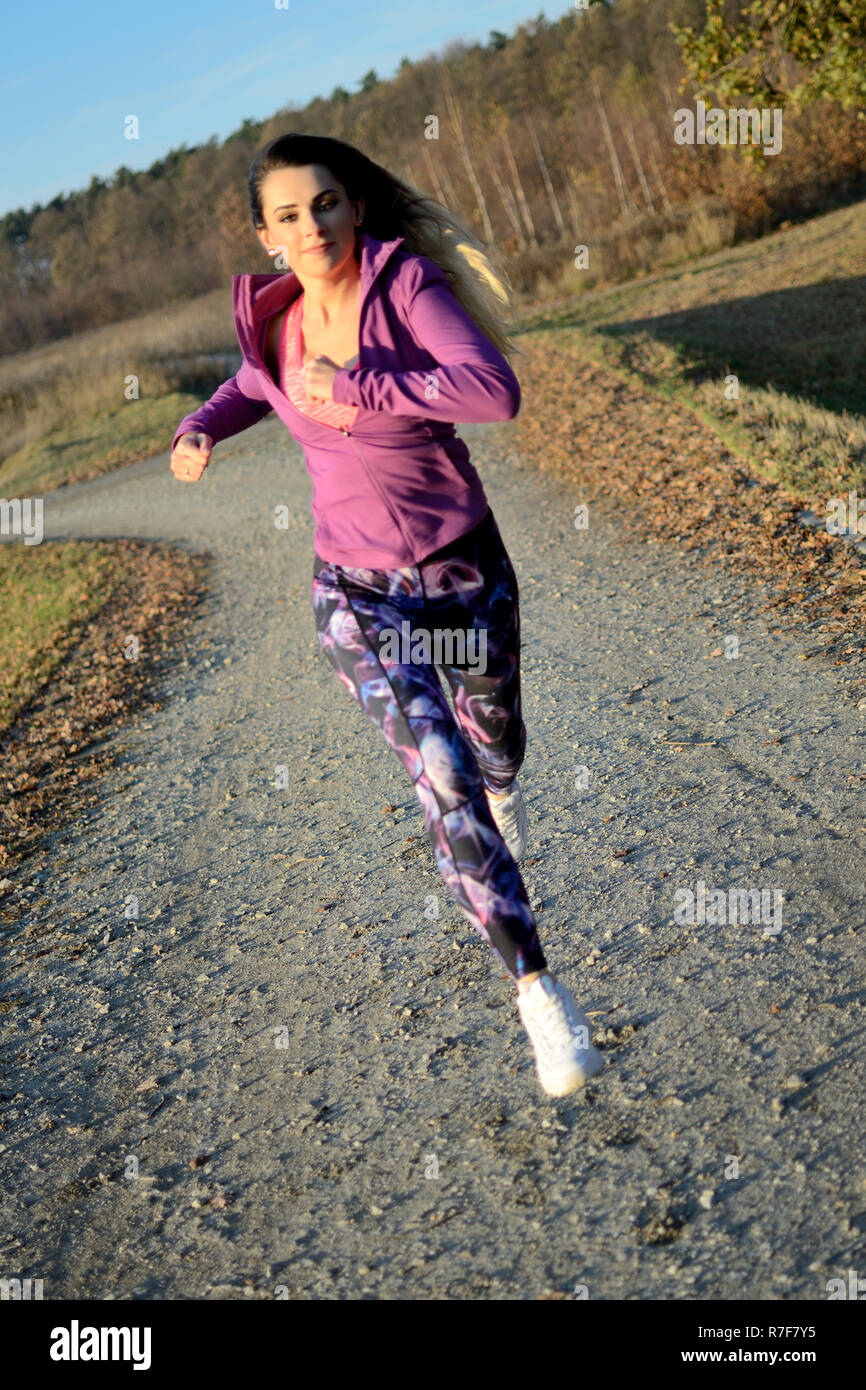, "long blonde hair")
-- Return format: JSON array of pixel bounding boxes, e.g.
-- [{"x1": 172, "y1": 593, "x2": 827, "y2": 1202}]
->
[{"x1": 248, "y1": 132, "x2": 520, "y2": 361}]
